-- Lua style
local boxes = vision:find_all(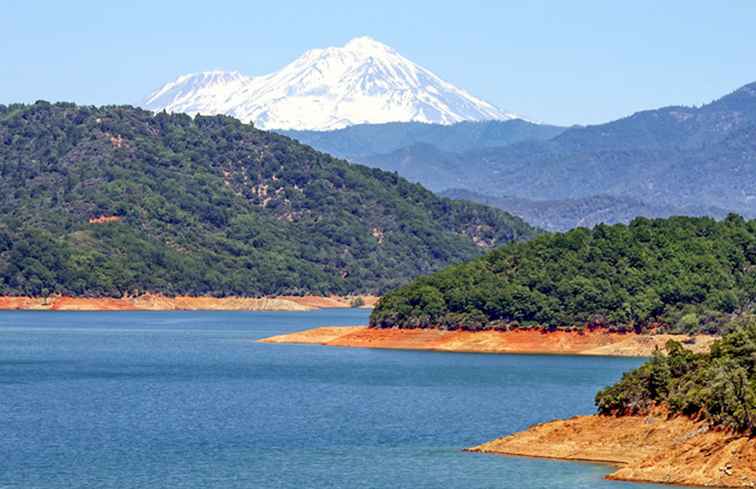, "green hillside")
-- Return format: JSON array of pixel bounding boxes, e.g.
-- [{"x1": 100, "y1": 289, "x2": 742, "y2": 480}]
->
[
  {"x1": 371, "y1": 215, "x2": 756, "y2": 334},
  {"x1": 0, "y1": 102, "x2": 536, "y2": 297}
]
